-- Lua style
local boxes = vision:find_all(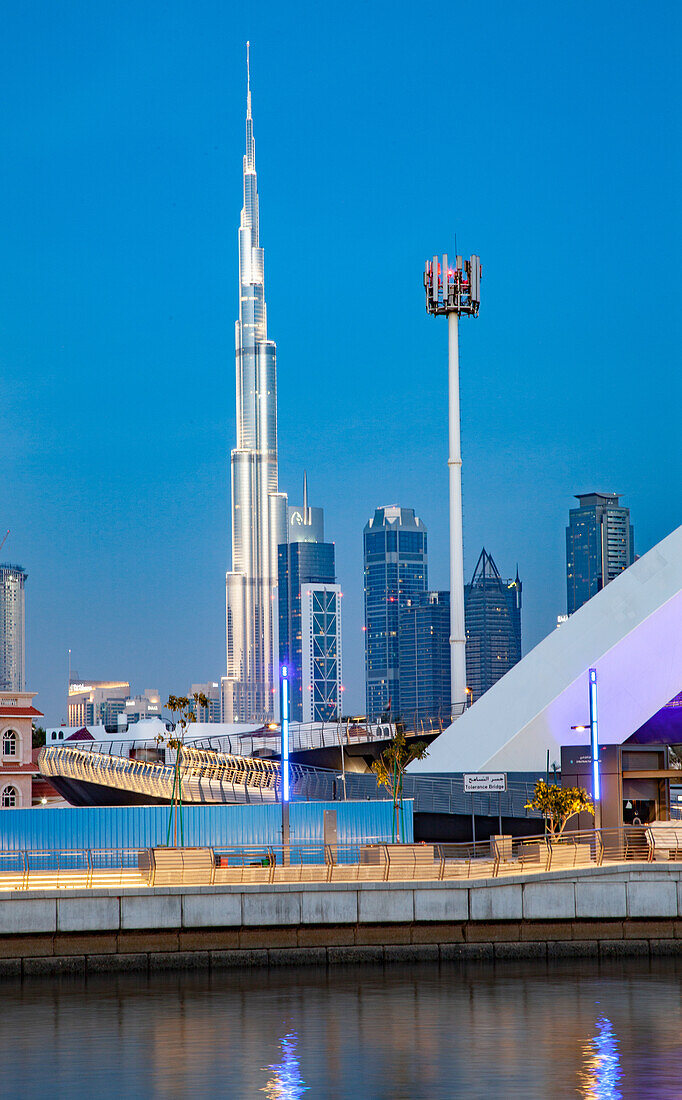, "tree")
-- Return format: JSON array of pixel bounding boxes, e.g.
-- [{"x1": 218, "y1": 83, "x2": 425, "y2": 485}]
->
[
  {"x1": 525, "y1": 780, "x2": 594, "y2": 838},
  {"x1": 371, "y1": 727, "x2": 429, "y2": 842},
  {"x1": 32, "y1": 725, "x2": 46, "y2": 749},
  {"x1": 157, "y1": 693, "x2": 209, "y2": 847}
]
